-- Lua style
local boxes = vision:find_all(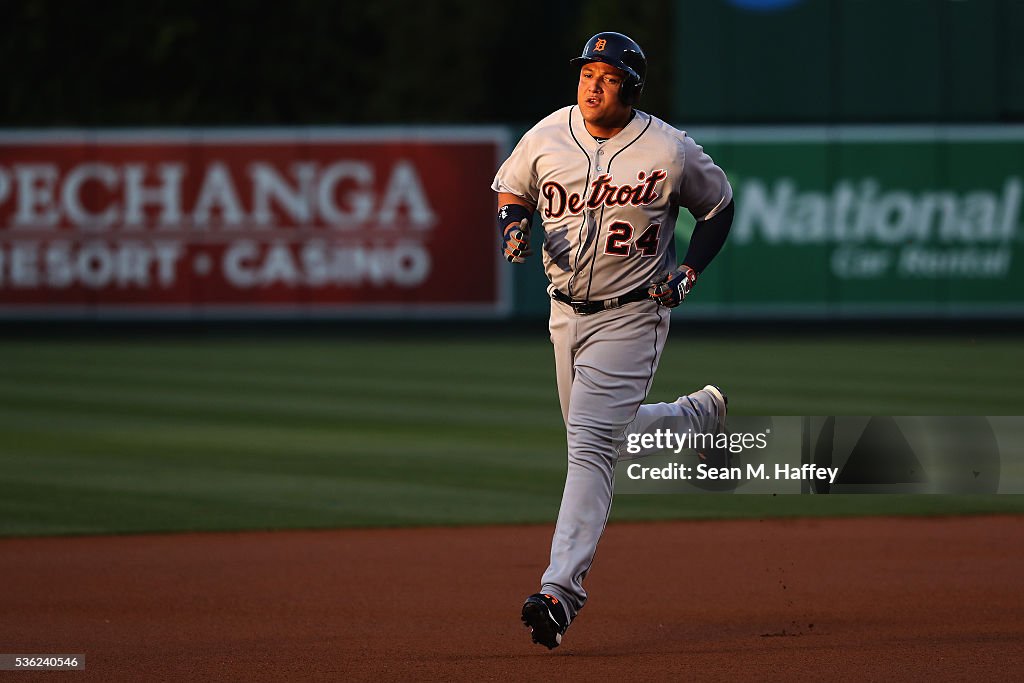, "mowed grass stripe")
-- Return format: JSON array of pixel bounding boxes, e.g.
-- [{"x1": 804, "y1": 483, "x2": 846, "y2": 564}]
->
[
  {"x1": 0, "y1": 340, "x2": 558, "y2": 380},
  {"x1": 0, "y1": 382, "x2": 563, "y2": 433},
  {"x1": 0, "y1": 477, "x2": 561, "y2": 535},
  {"x1": 0, "y1": 419, "x2": 566, "y2": 477},
  {"x1": 649, "y1": 338, "x2": 1023, "y2": 415},
  {"x1": 654, "y1": 337, "x2": 1022, "y2": 383},
  {"x1": 1, "y1": 343, "x2": 559, "y2": 383},
  {"x1": 0, "y1": 463, "x2": 553, "y2": 508},
  {"x1": 0, "y1": 461, "x2": 565, "y2": 503},
  {"x1": 0, "y1": 405, "x2": 566, "y2": 456},
  {"x1": 0, "y1": 363, "x2": 558, "y2": 405},
  {"x1": 671, "y1": 381, "x2": 1019, "y2": 415}
]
